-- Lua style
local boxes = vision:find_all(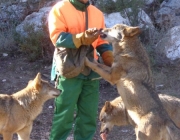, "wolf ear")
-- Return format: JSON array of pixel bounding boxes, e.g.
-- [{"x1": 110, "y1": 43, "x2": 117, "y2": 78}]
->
[
  {"x1": 104, "y1": 101, "x2": 113, "y2": 113},
  {"x1": 123, "y1": 26, "x2": 141, "y2": 37},
  {"x1": 33, "y1": 72, "x2": 42, "y2": 89}
]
